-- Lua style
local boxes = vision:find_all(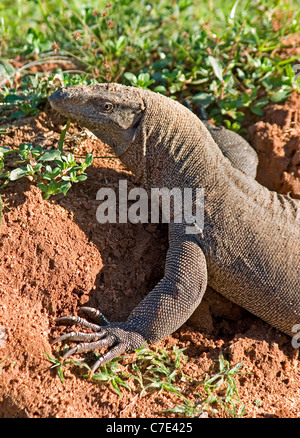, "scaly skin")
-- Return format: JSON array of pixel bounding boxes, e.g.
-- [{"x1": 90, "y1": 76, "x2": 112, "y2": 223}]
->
[{"x1": 49, "y1": 83, "x2": 300, "y2": 373}]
